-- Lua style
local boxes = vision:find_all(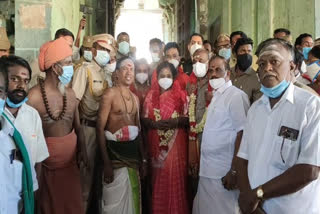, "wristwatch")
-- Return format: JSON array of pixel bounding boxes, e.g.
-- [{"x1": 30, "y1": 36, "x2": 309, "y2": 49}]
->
[{"x1": 256, "y1": 186, "x2": 264, "y2": 199}]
